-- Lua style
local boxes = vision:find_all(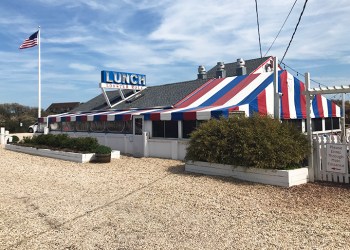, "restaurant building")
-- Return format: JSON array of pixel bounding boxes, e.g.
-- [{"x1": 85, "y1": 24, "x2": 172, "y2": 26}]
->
[{"x1": 38, "y1": 56, "x2": 341, "y2": 160}]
